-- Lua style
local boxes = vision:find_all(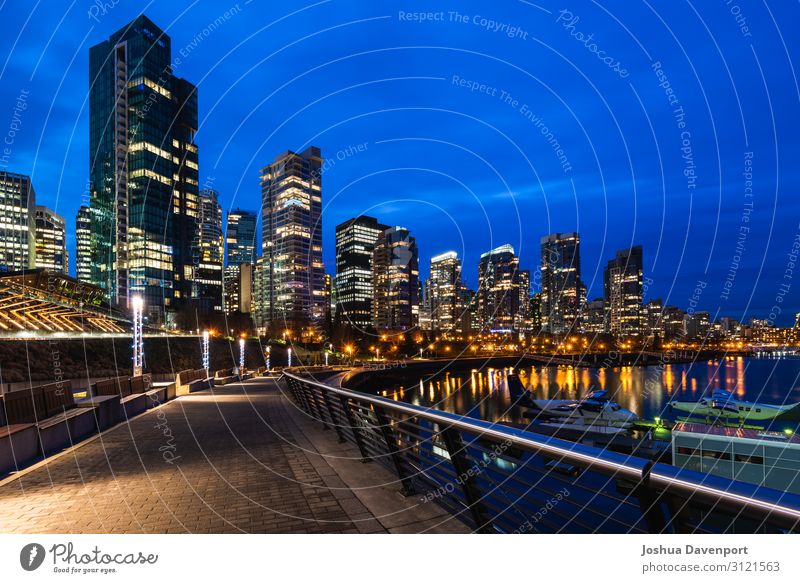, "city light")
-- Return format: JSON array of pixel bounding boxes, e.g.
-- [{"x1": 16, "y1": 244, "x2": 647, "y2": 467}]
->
[
  {"x1": 239, "y1": 337, "x2": 245, "y2": 371},
  {"x1": 202, "y1": 330, "x2": 210, "y2": 372},
  {"x1": 131, "y1": 295, "x2": 144, "y2": 377}
]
